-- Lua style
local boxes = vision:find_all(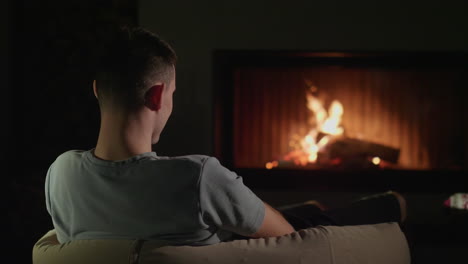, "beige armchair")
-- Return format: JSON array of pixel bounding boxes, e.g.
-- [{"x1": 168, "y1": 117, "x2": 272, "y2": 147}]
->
[{"x1": 33, "y1": 222, "x2": 410, "y2": 264}]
